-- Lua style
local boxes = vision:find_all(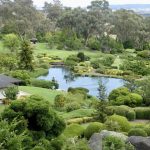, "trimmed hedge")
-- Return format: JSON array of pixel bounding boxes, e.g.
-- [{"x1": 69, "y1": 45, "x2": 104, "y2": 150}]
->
[
  {"x1": 107, "y1": 106, "x2": 136, "y2": 121},
  {"x1": 134, "y1": 107, "x2": 150, "y2": 120},
  {"x1": 128, "y1": 128, "x2": 147, "y2": 137},
  {"x1": 30, "y1": 79, "x2": 59, "y2": 89},
  {"x1": 84, "y1": 122, "x2": 105, "y2": 139}
]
